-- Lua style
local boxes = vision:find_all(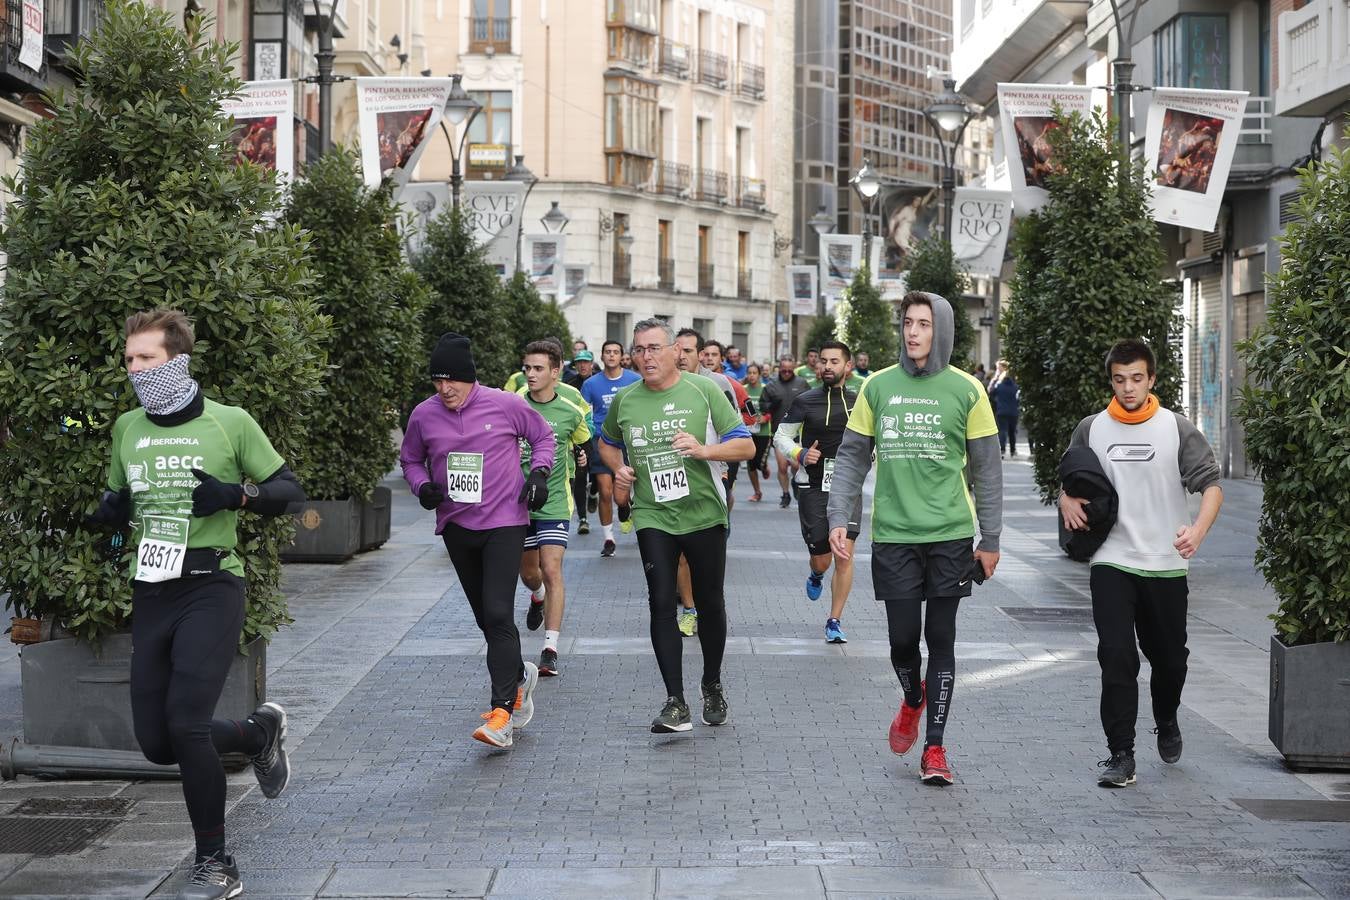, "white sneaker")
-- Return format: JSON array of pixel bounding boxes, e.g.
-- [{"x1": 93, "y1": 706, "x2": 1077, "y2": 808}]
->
[{"x1": 513, "y1": 660, "x2": 539, "y2": 728}]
